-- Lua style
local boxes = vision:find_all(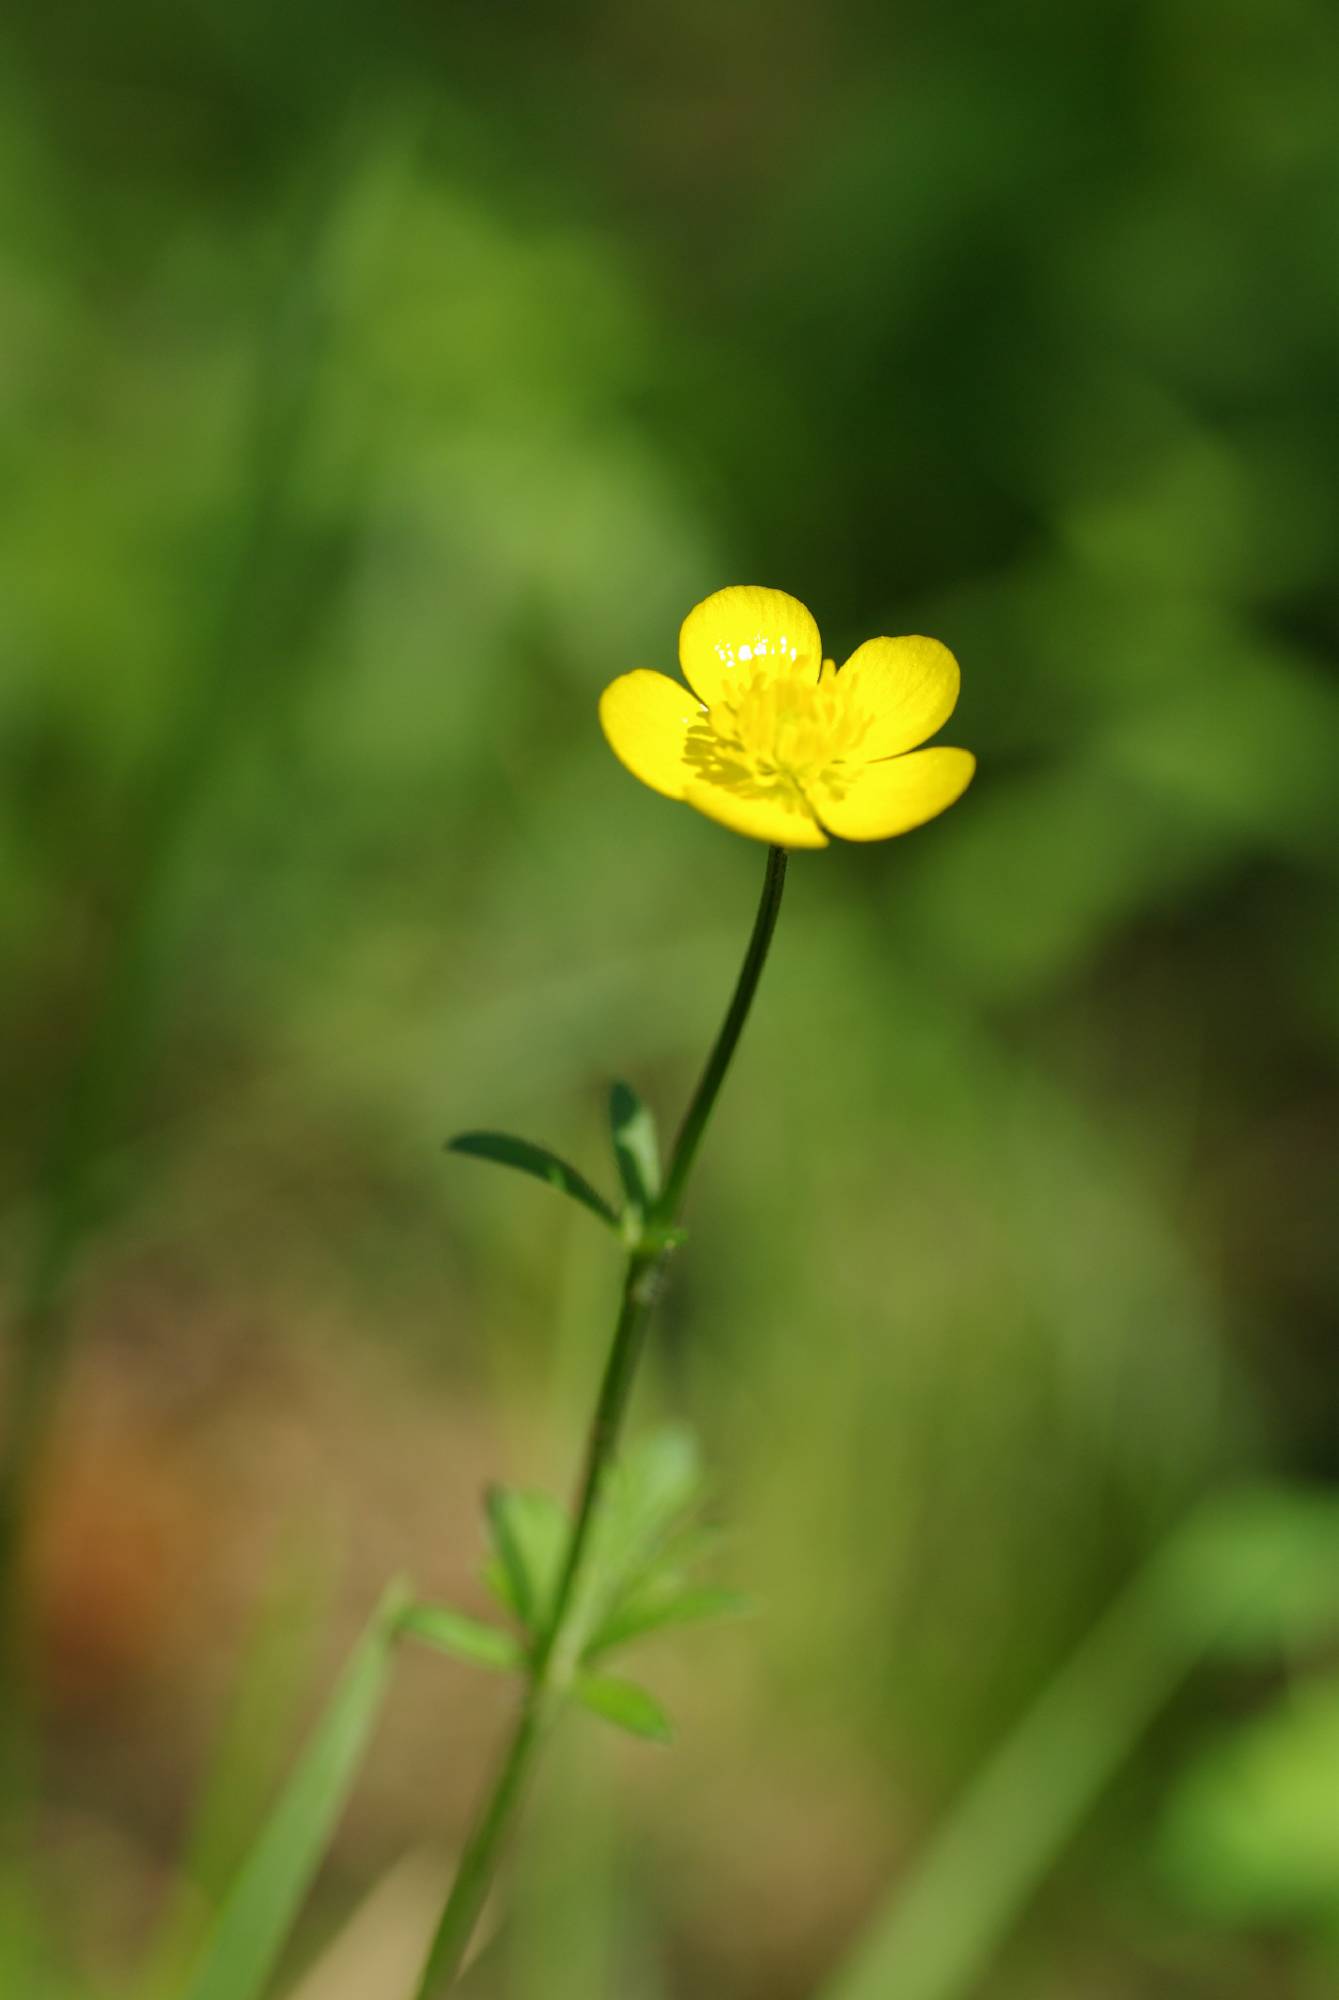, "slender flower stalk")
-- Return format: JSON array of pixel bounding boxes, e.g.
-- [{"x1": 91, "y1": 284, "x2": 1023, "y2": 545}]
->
[
  {"x1": 418, "y1": 579, "x2": 974, "y2": 1991},
  {"x1": 414, "y1": 845, "x2": 789, "y2": 1996}
]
